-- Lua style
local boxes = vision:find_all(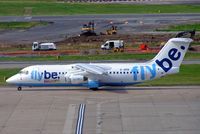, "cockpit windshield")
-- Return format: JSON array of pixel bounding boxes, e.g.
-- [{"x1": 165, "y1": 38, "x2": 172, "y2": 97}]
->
[{"x1": 18, "y1": 70, "x2": 29, "y2": 75}]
